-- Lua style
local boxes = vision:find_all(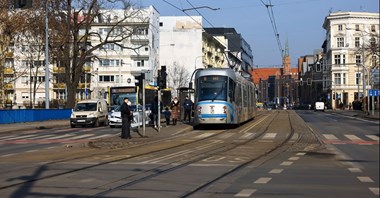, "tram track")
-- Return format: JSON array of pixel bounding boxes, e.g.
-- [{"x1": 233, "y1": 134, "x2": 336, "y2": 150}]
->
[
  {"x1": 87, "y1": 111, "x2": 293, "y2": 197},
  {"x1": 0, "y1": 114, "x2": 269, "y2": 192}
]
